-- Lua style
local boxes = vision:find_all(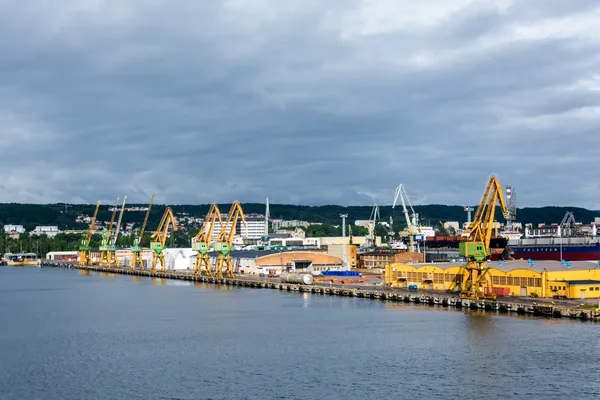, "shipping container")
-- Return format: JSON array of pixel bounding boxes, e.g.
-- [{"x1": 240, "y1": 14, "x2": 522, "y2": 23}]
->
[
  {"x1": 486, "y1": 287, "x2": 510, "y2": 297},
  {"x1": 321, "y1": 271, "x2": 360, "y2": 277}
]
